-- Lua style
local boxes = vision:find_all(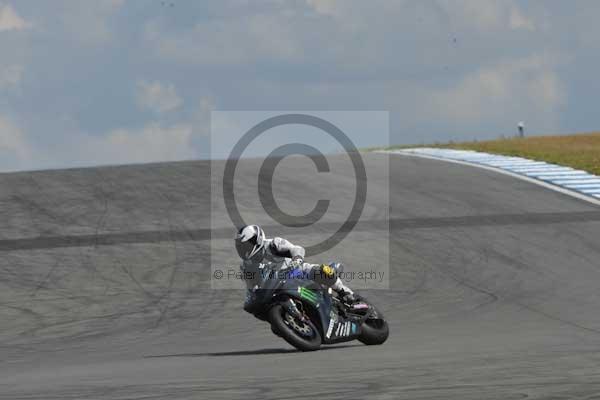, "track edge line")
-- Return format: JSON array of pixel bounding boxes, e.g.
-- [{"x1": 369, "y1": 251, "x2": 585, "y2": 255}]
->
[{"x1": 377, "y1": 150, "x2": 600, "y2": 208}]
